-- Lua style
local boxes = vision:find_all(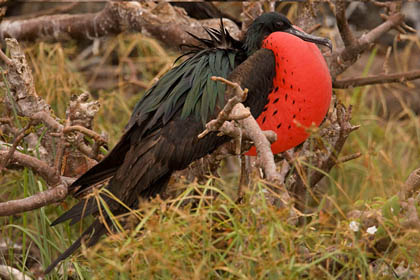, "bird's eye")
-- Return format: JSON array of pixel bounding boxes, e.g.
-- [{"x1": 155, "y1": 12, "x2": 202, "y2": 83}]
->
[{"x1": 274, "y1": 22, "x2": 284, "y2": 28}]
